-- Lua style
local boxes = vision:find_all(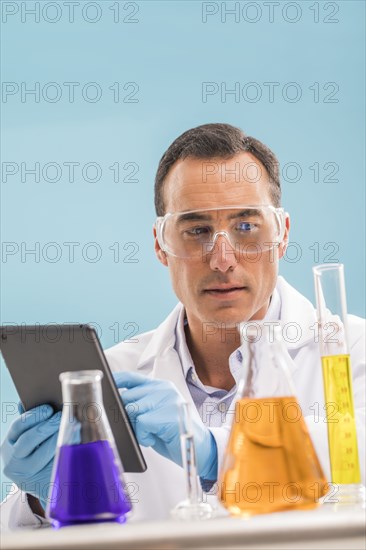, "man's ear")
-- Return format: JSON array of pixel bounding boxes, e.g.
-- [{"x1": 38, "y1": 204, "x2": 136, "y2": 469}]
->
[
  {"x1": 278, "y1": 213, "x2": 290, "y2": 259},
  {"x1": 153, "y1": 224, "x2": 168, "y2": 267}
]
